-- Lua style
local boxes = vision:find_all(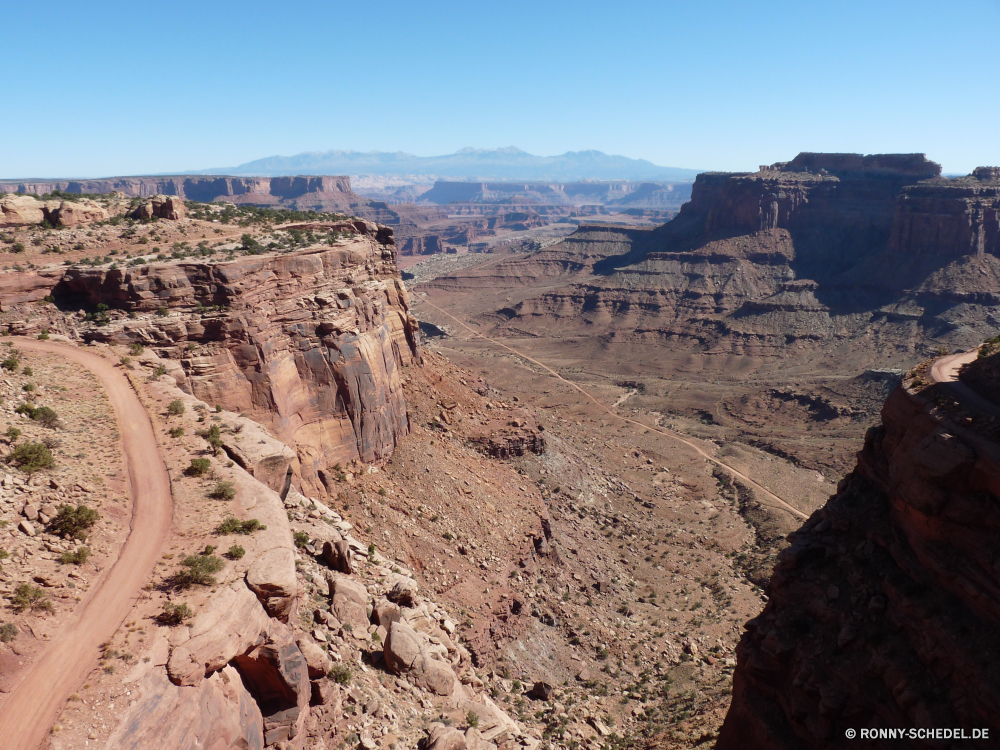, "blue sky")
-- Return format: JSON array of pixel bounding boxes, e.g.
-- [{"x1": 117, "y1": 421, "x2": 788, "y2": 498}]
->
[{"x1": 2, "y1": 0, "x2": 999, "y2": 177}]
